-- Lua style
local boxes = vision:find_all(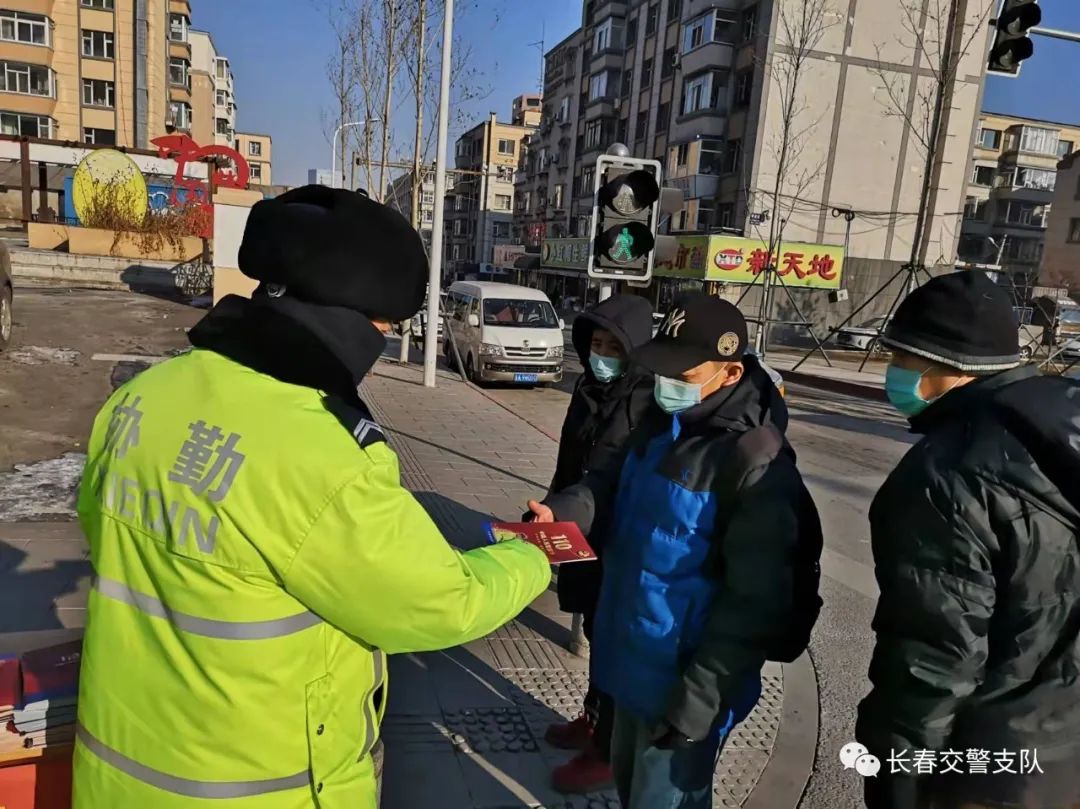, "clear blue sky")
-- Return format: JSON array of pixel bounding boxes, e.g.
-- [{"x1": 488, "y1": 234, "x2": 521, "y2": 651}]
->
[{"x1": 194, "y1": 1, "x2": 1080, "y2": 188}]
